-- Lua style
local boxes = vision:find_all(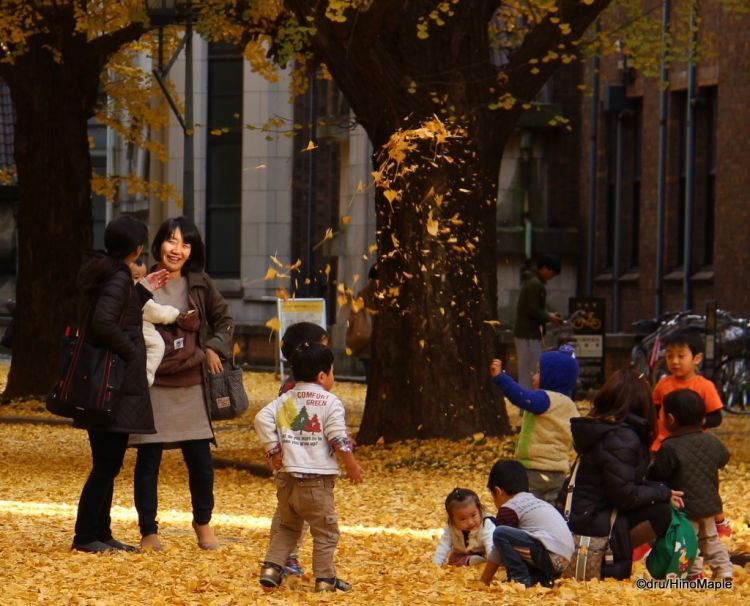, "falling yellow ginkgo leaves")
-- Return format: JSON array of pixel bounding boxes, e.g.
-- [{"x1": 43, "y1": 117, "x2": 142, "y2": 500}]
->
[{"x1": 426, "y1": 211, "x2": 439, "y2": 237}]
